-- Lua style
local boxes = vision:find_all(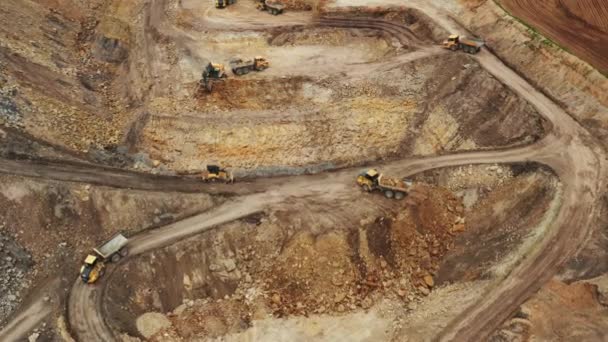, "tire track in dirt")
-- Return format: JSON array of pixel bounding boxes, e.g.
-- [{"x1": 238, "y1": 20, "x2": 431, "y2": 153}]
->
[{"x1": 2, "y1": 8, "x2": 606, "y2": 342}]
